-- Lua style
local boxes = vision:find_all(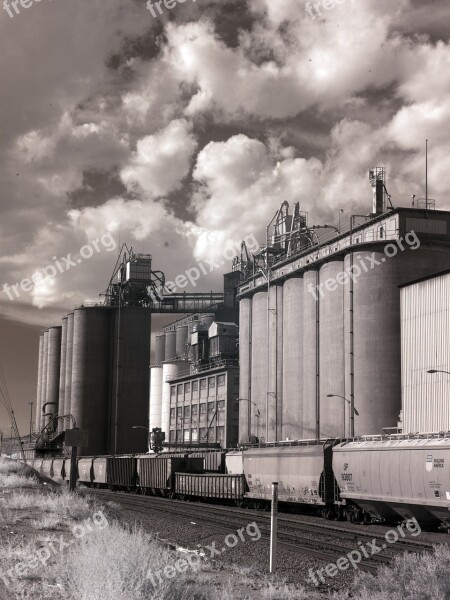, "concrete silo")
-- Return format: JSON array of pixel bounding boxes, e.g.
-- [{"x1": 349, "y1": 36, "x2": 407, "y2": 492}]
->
[
  {"x1": 281, "y1": 277, "x2": 303, "y2": 441},
  {"x1": 149, "y1": 366, "x2": 163, "y2": 431},
  {"x1": 71, "y1": 307, "x2": 110, "y2": 456},
  {"x1": 40, "y1": 330, "x2": 49, "y2": 431},
  {"x1": 109, "y1": 307, "x2": 150, "y2": 455},
  {"x1": 268, "y1": 284, "x2": 283, "y2": 441},
  {"x1": 154, "y1": 334, "x2": 166, "y2": 365},
  {"x1": 238, "y1": 297, "x2": 252, "y2": 442},
  {"x1": 44, "y1": 326, "x2": 61, "y2": 427},
  {"x1": 35, "y1": 333, "x2": 44, "y2": 432},
  {"x1": 165, "y1": 330, "x2": 177, "y2": 361},
  {"x1": 64, "y1": 313, "x2": 74, "y2": 430},
  {"x1": 302, "y1": 270, "x2": 319, "y2": 440},
  {"x1": 250, "y1": 291, "x2": 268, "y2": 441},
  {"x1": 58, "y1": 317, "x2": 68, "y2": 432}
]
